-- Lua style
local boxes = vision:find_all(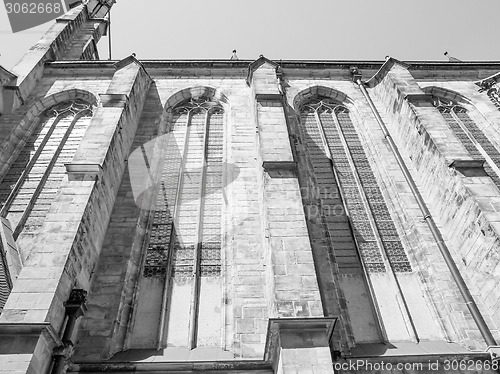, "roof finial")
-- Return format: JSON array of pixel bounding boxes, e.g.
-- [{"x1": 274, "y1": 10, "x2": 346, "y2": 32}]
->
[
  {"x1": 231, "y1": 50, "x2": 238, "y2": 60},
  {"x1": 444, "y1": 51, "x2": 462, "y2": 62}
]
